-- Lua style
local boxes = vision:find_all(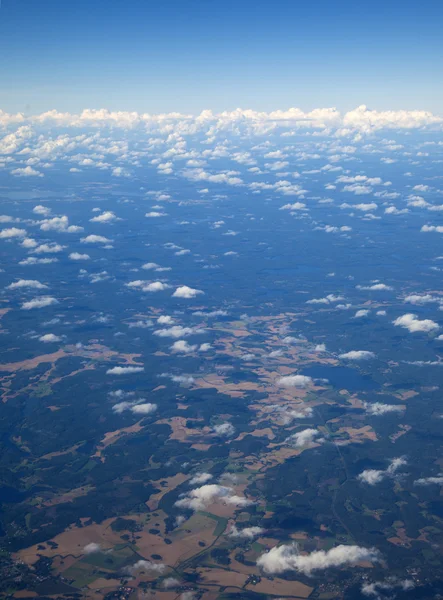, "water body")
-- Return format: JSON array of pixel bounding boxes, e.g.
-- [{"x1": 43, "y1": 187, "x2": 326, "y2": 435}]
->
[{"x1": 302, "y1": 365, "x2": 379, "y2": 392}]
